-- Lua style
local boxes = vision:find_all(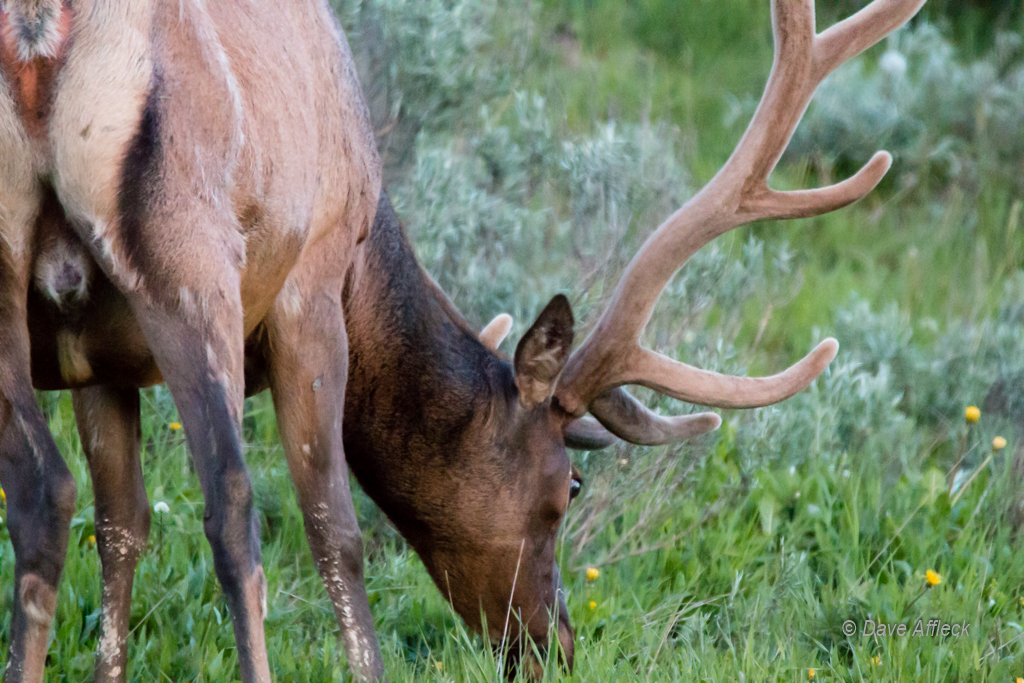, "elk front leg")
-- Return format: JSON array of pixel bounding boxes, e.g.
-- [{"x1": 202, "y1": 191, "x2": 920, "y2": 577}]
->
[
  {"x1": 72, "y1": 386, "x2": 148, "y2": 683},
  {"x1": 266, "y1": 291, "x2": 385, "y2": 681}
]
